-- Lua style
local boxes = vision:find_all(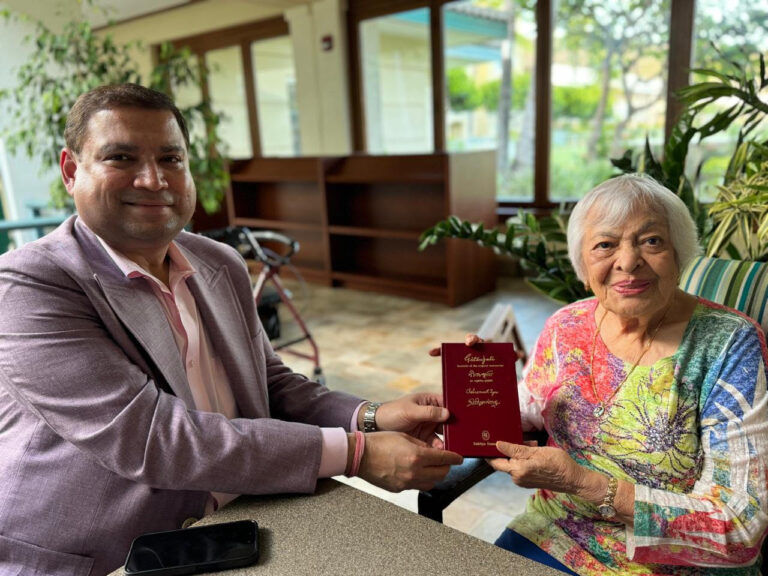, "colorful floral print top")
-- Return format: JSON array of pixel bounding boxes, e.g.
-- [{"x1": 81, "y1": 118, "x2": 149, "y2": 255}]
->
[{"x1": 510, "y1": 297, "x2": 768, "y2": 575}]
